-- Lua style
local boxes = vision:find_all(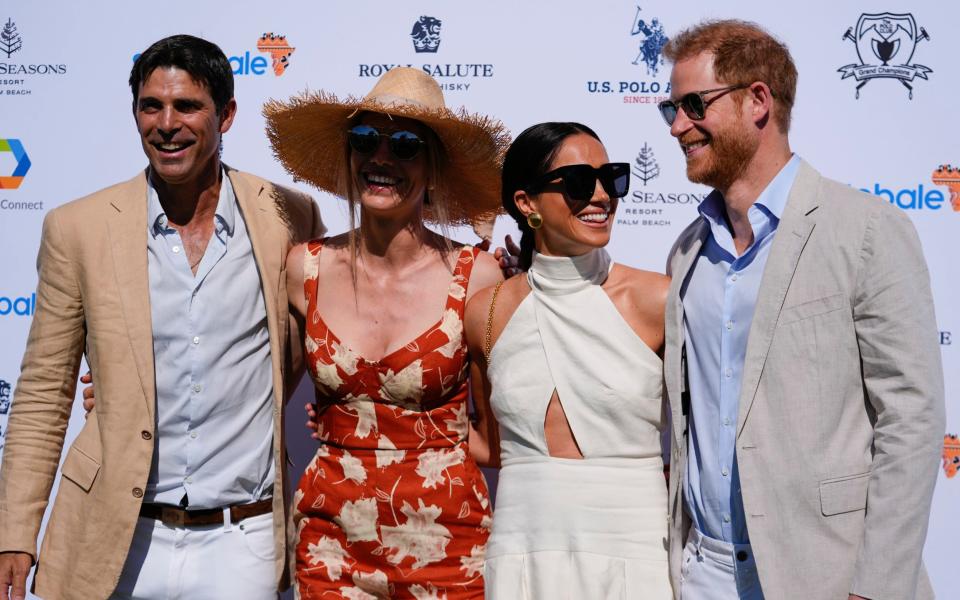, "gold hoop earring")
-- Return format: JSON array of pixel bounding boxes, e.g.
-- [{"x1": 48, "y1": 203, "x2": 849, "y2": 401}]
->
[{"x1": 526, "y1": 212, "x2": 543, "y2": 229}]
